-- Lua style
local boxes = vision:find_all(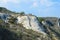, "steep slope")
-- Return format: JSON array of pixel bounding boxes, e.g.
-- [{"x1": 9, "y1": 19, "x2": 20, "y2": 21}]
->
[
  {"x1": 0, "y1": 7, "x2": 60, "y2": 40},
  {"x1": 0, "y1": 7, "x2": 46, "y2": 34},
  {"x1": 17, "y1": 15, "x2": 45, "y2": 34},
  {"x1": 38, "y1": 17, "x2": 60, "y2": 40}
]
